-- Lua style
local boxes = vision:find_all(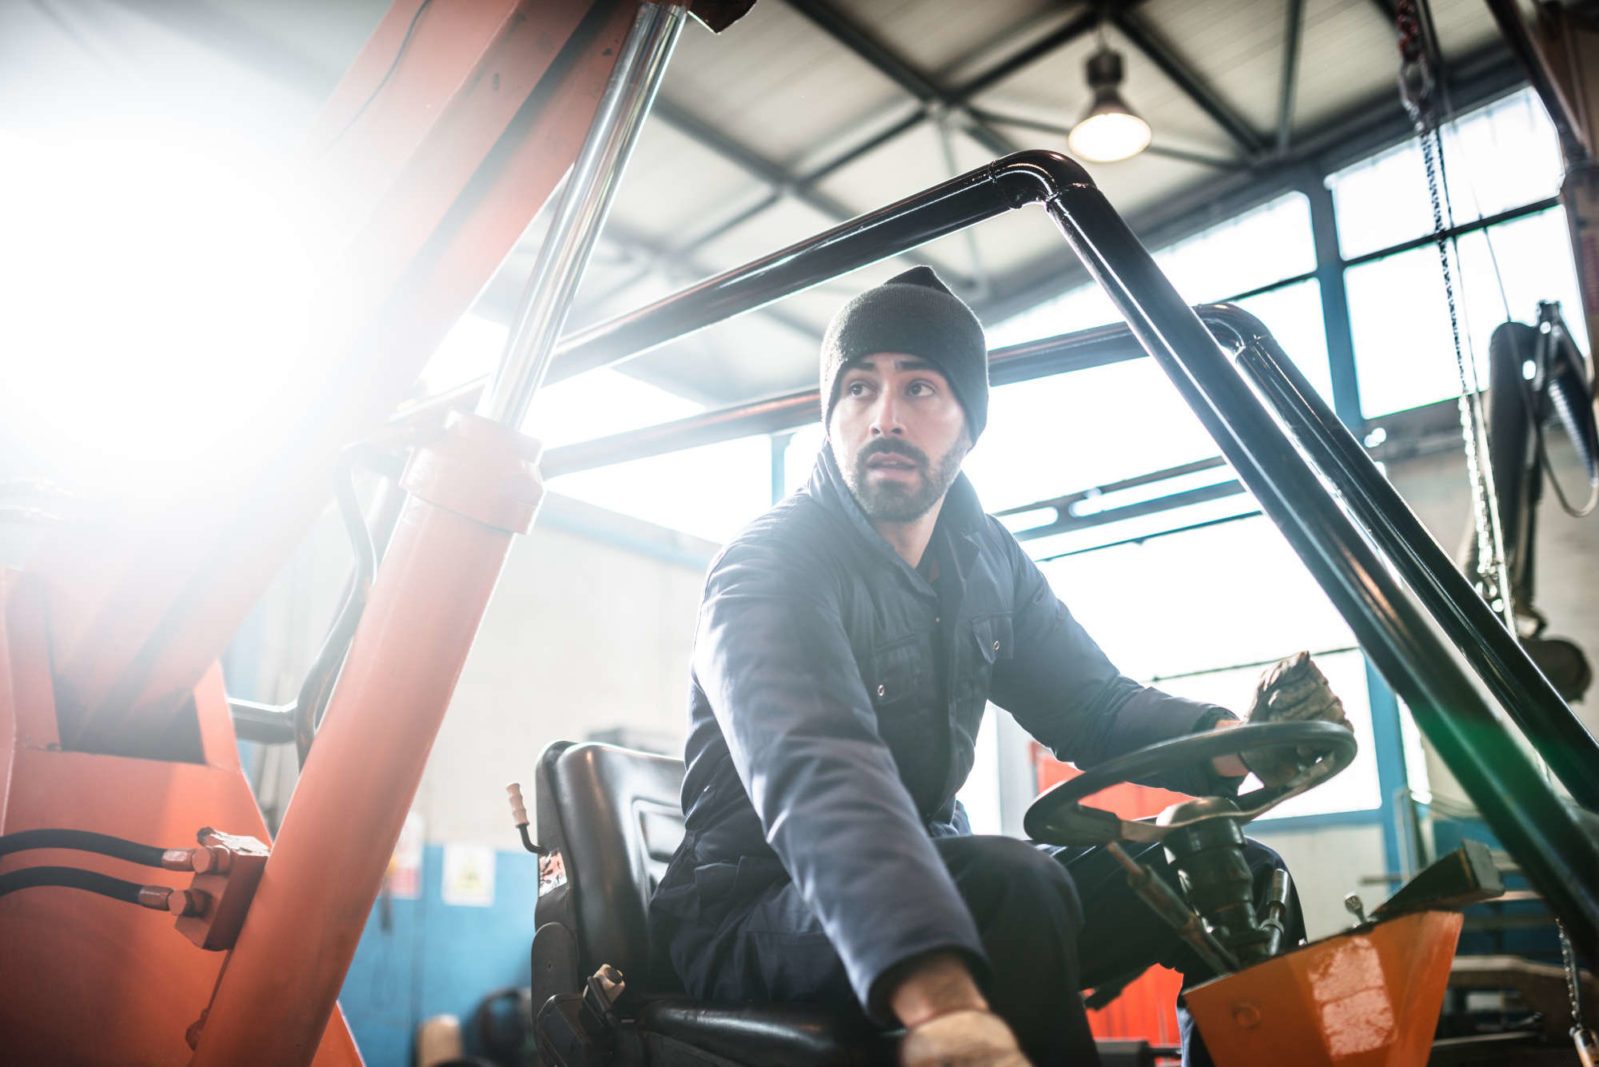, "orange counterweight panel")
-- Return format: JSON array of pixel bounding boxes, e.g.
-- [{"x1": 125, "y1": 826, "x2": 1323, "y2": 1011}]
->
[
  {"x1": 0, "y1": 573, "x2": 359, "y2": 1066},
  {"x1": 1184, "y1": 910, "x2": 1464, "y2": 1067}
]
